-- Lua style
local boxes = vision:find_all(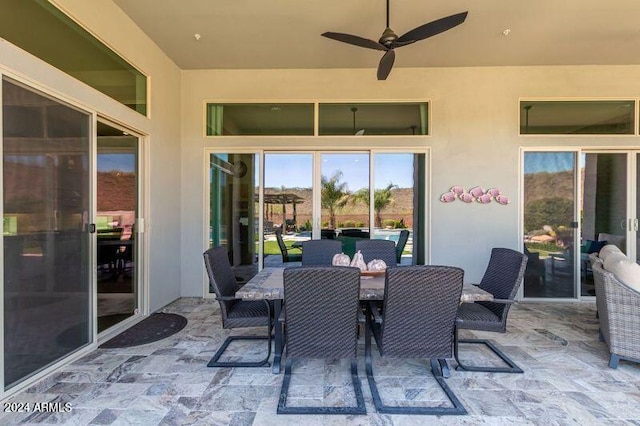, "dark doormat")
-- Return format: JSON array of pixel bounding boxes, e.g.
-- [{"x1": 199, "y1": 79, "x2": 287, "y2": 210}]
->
[{"x1": 99, "y1": 313, "x2": 188, "y2": 349}]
